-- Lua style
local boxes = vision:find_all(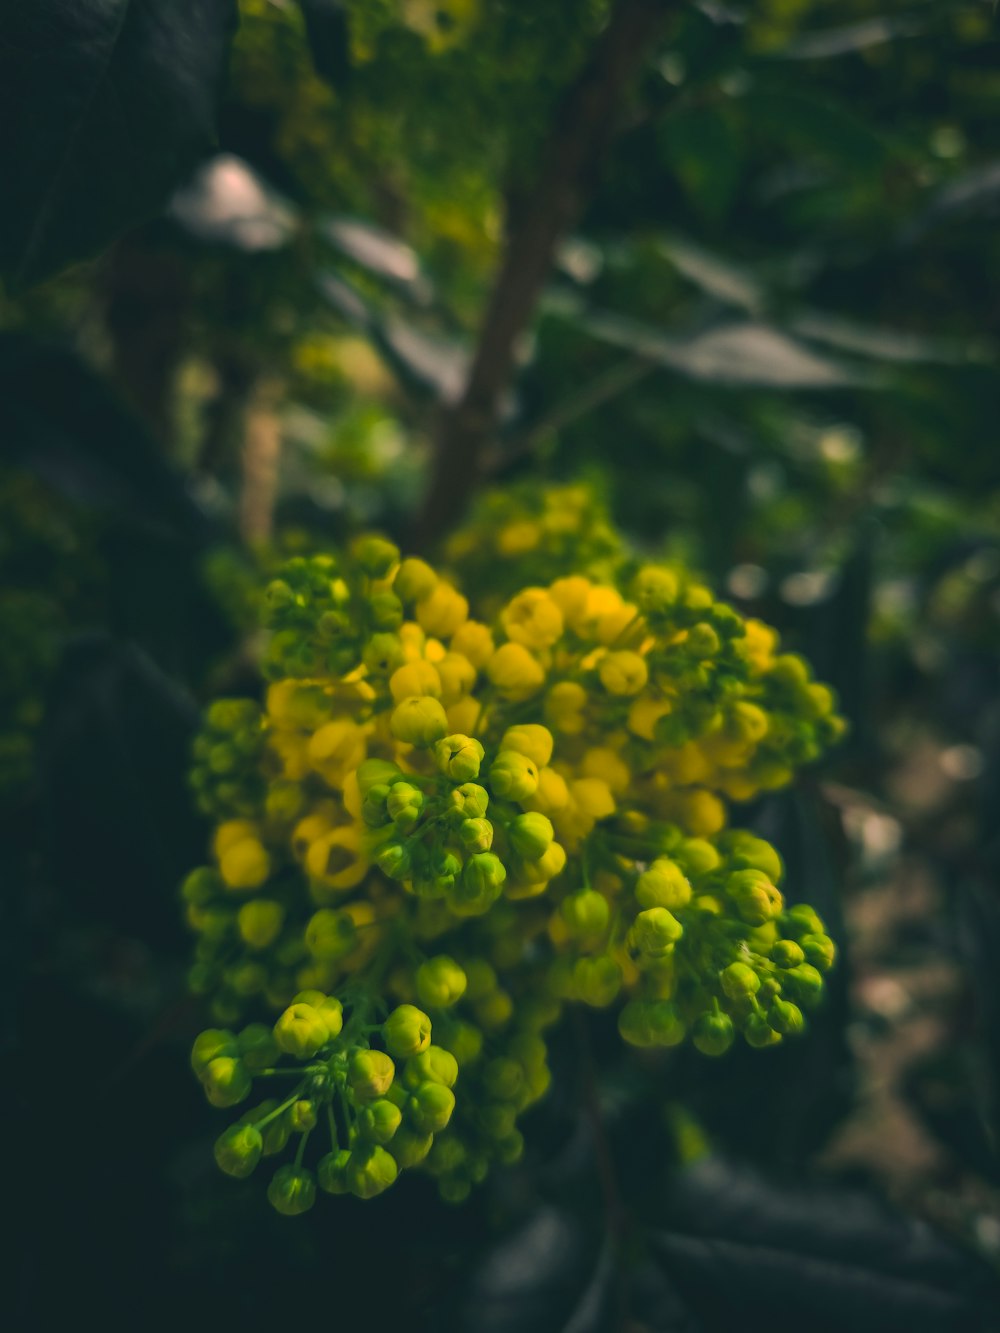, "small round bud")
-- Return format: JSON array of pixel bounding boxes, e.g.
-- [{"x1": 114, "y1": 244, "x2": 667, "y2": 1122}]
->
[
  {"x1": 768, "y1": 998, "x2": 805, "y2": 1034},
  {"x1": 348, "y1": 1048, "x2": 396, "y2": 1101},
  {"x1": 771, "y1": 939, "x2": 805, "y2": 969},
  {"x1": 720, "y1": 962, "x2": 761, "y2": 999},
  {"x1": 416, "y1": 956, "x2": 467, "y2": 1009},
  {"x1": 744, "y1": 1012, "x2": 782, "y2": 1049},
  {"x1": 267, "y1": 1165, "x2": 316, "y2": 1215},
  {"x1": 631, "y1": 906, "x2": 683, "y2": 956},
  {"x1": 509, "y1": 812, "x2": 554, "y2": 860},
  {"x1": 434, "y1": 734, "x2": 485, "y2": 782},
  {"x1": 353, "y1": 535, "x2": 399, "y2": 577},
  {"x1": 214, "y1": 1123, "x2": 263, "y2": 1178},
  {"x1": 237, "y1": 899, "x2": 284, "y2": 950},
  {"x1": 560, "y1": 889, "x2": 610, "y2": 939},
  {"x1": 459, "y1": 817, "x2": 494, "y2": 852},
  {"x1": 692, "y1": 1011, "x2": 735, "y2": 1057},
  {"x1": 290, "y1": 1099, "x2": 318, "y2": 1133},
  {"x1": 191, "y1": 1028, "x2": 237, "y2": 1077},
  {"x1": 318, "y1": 1148, "x2": 352, "y2": 1195},
  {"x1": 800, "y1": 933, "x2": 836, "y2": 972},
  {"x1": 450, "y1": 782, "x2": 489, "y2": 818},
  {"x1": 489, "y1": 751, "x2": 540, "y2": 801},
  {"x1": 376, "y1": 840, "x2": 412, "y2": 881},
  {"x1": 348, "y1": 1145, "x2": 399, "y2": 1199},
  {"x1": 391, "y1": 697, "x2": 449, "y2": 747},
  {"x1": 356, "y1": 757, "x2": 403, "y2": 797},
  {"x1": 389, "y1": 1128, "x2": 433, "y2": 1169},
  {"x1": 407, "y1": 1045, "x2": 459, "y2": 1089},
  {"x1": 273, "y1": 1003, "x2": 332, "y2": 1058},
  {"x1": 499, "y1": 724, "x2": 554, "y2": 768},
  {"x1": 359, "y1": 1098, "x2": 403, "y2": 1145},
  {"x1": 382, "y1": 1004, "x2": 432, "y2": 1059},
  {"x1": 202, "y1": 1057, "x2": 252, "y2": 1108},
  {"x1": 728, "y1": 869, "x2": 782, "y2": 926},
  {"x1": 633, "y1": 566, "x2": 679, "y2": 614},
  {"x1": 783, "y1": 963, "x2": 824, "y2": 1007},
  {"x1": 635, "y1": 860, "x2": 692, "y2": 911},
  {"x1": 408, "y1": 1082, "x2": 456, "y2": 1134},
  {"x1": 598, "y1": 650, "x2": 649, "y2": 696},
  {"x1": 394, "y1": 558, "x2": 438, "y2": 603}
]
